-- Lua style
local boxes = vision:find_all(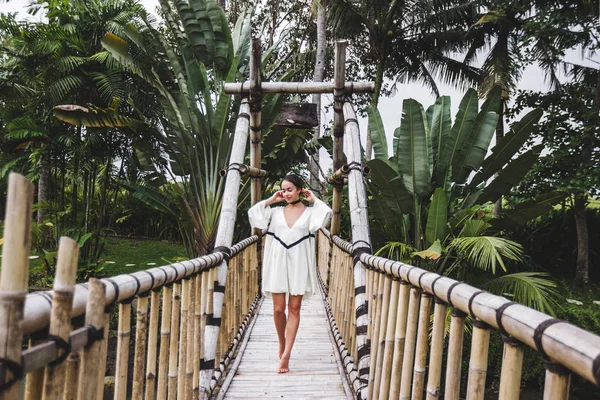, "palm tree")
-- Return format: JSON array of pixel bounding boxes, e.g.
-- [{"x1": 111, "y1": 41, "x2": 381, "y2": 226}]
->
[{"x1": 327, "y1": 0, "x2": 481, "y2": 159}]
